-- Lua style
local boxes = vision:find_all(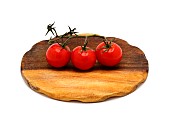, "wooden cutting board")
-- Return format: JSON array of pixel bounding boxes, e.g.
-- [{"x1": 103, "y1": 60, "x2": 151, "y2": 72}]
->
[{"x1": 21, "y1": 35, "x2": 148, "y2": 102}]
